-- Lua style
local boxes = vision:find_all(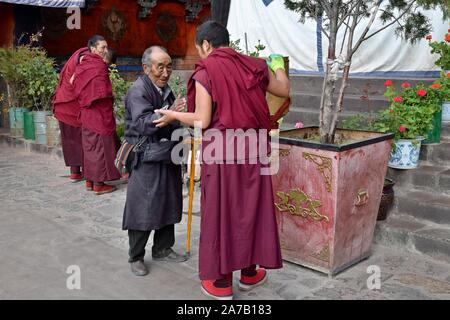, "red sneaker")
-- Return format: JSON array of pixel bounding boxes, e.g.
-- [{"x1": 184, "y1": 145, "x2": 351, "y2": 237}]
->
[
  {"x1": 201, "y1": 280, "x2": 233, "y2": 300},
  {"x1": 70, "y1": 173, "x2": 83, "y2": 182},
  {"x1": 239, "y1": 268, "x2": 267, "y2": 291},
  {"x1": 93, "y1": 184, "x2": 117, "y2": 195},
  {"x1": 86, "y1": 181, "x2": 93, "y2": 191}
]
